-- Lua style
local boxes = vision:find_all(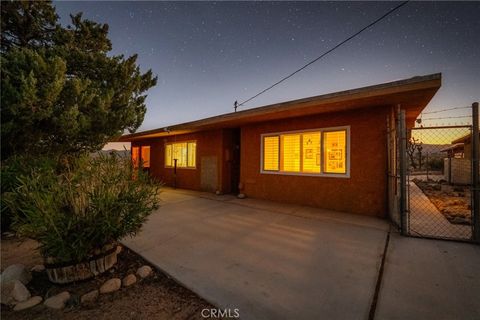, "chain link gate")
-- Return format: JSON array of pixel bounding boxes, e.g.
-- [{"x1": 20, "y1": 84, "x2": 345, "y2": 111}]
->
[{"x1": 391, "y1": 103, "x2": 479, "y2": 242}]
